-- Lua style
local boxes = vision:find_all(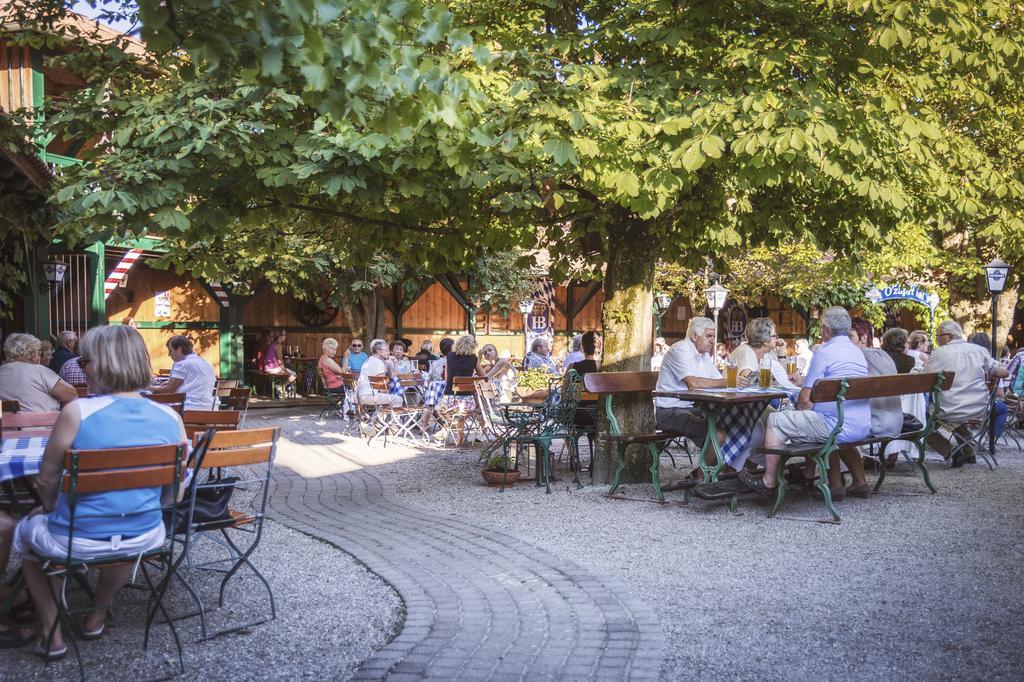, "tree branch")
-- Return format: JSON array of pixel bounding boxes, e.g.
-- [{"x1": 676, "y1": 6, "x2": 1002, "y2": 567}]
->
[{"x1": 248, "y1": 201, "x2": 456, "y2": 236}]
